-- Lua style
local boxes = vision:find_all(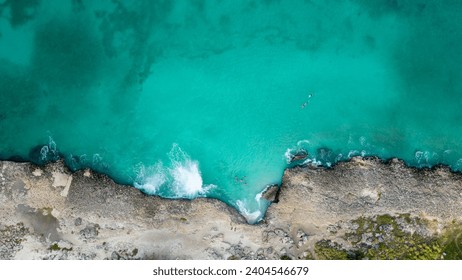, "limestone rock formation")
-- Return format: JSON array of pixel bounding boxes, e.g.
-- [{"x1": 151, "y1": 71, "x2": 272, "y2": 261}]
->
[{"x1": 1, "y1": 157, "x2": 462, "y2": 259}]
